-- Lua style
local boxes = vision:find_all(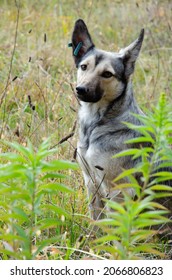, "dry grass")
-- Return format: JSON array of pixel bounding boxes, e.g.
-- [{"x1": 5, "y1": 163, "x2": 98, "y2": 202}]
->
[{"x1": 0, "y1": 0, "x2": 172, "y2": 259}]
